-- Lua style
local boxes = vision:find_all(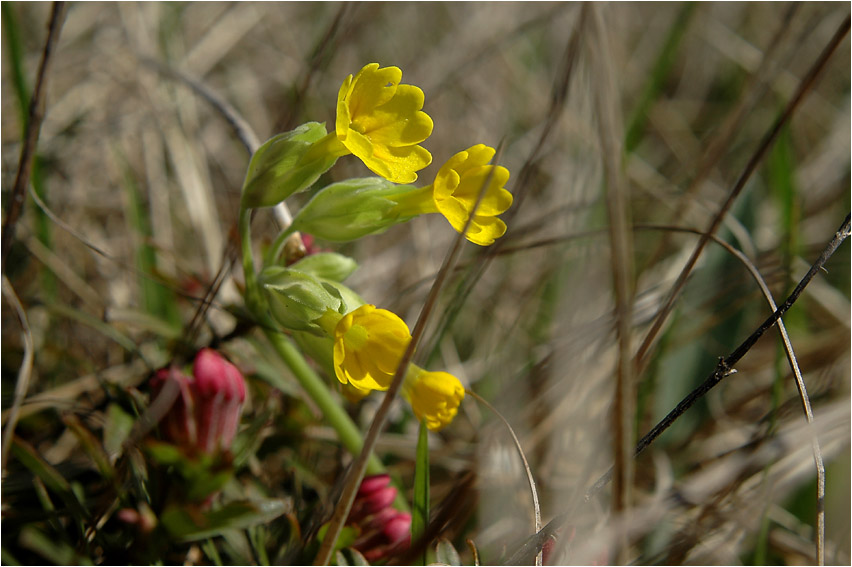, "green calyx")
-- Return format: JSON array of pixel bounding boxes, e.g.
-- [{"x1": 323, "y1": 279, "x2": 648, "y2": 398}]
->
[
  {"x1": 241, "y1": 122, "x2": 339, "y2": 209},
  {"x1": 290, "y1": 177, "x2": 420, "y2": 242}
]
